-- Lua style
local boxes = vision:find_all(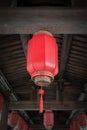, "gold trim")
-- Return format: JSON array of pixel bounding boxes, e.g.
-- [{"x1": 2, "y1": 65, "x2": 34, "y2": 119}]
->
[
  {"x1": 31, "y1": 71, "x2": 54, "y2": 78},
  {"x1": 34, "y1": 31, "x2": 53, "y2": 36},
  {"x1": 31, "y1": 71, "x2": 54, "y2": 86},
  {"x1": 34, "y1": 76, "x2": 52, "y2": 86}
]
